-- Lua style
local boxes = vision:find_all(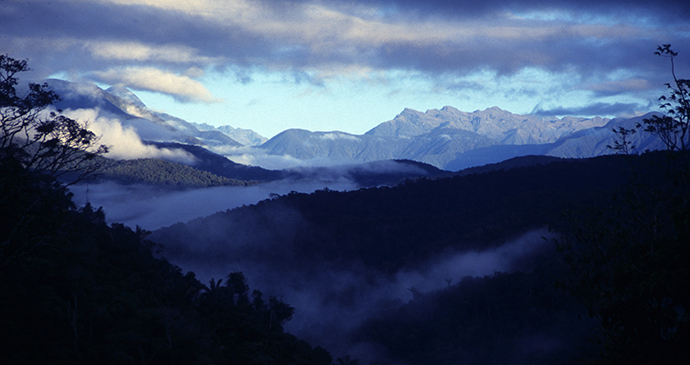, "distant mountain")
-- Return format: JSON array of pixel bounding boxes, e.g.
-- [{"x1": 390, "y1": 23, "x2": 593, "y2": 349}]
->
[
  {"x1": 45, "y1": 79, "x2": 666, "y2": 172},
  {"x1": 192, "y1": 122, "x2": 268, "y2": 146},
  {"x1": 366, "y1": 106, "x2": 607, "y2": 144},
  {"x1": 80, "y1": 138, "x2": 447, "y2": 189},
  {"x1": 146, "y1": 141, "x2": 284, "y2": 182},
  {"x1": 257, "y1": 106, "x2": 665, "y2": 170},
  {"x1": 444, "y1": 114, "x2": 665, "y2": 170}
]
